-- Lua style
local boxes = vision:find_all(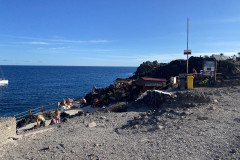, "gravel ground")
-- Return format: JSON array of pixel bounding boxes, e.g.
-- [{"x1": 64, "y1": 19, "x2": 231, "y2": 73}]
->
[{"x1": 1, "y1": 86, "x2": 240, "y2": 160}]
